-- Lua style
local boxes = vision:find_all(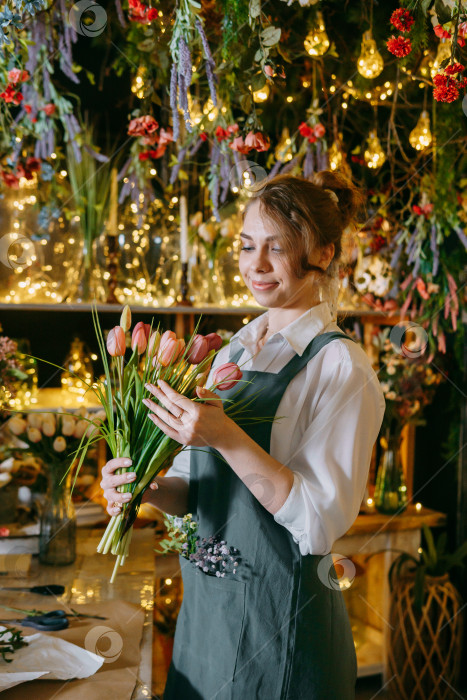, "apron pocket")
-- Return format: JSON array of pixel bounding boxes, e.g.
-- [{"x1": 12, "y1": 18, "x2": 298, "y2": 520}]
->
[{"x1": 178, "y1": 561, "x2": 247, "y2": 682}]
